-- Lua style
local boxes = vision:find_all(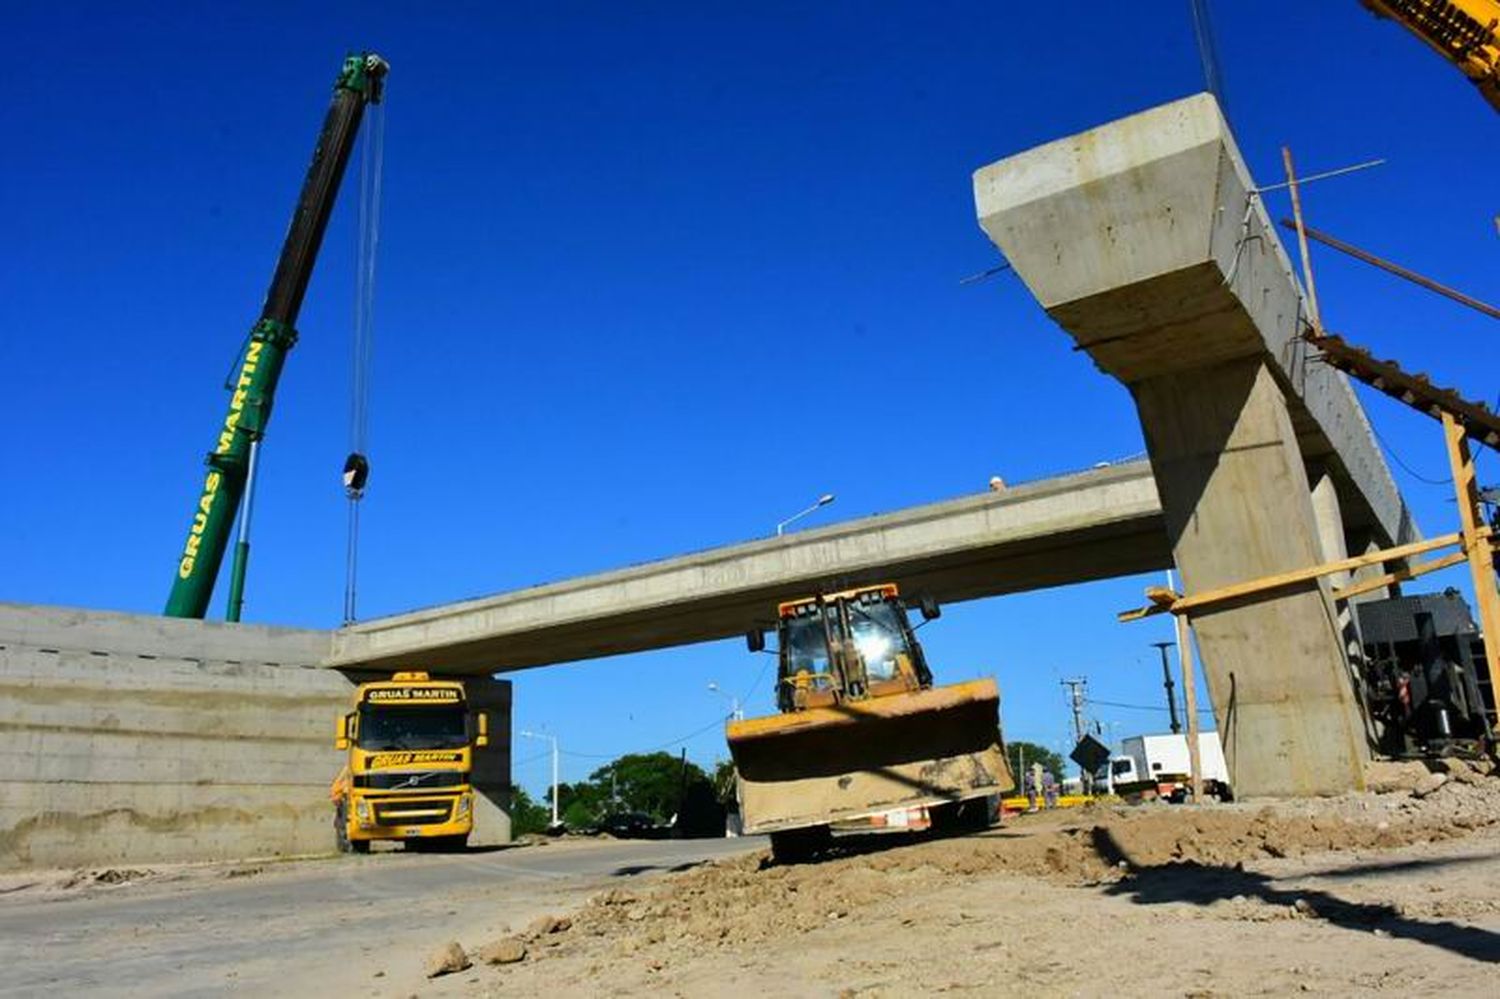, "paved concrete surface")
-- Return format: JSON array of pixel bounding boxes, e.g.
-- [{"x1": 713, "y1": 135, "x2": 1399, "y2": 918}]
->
[
  {"x1": 0, "y1": 836, "x2": 764, "y2": 997},
  {"x1": 330, "y1": 461, "x2": 1170, "y2": 673},
  {"x1": 970, "y1": 93, "x2": 1409, "y2": 797}
]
